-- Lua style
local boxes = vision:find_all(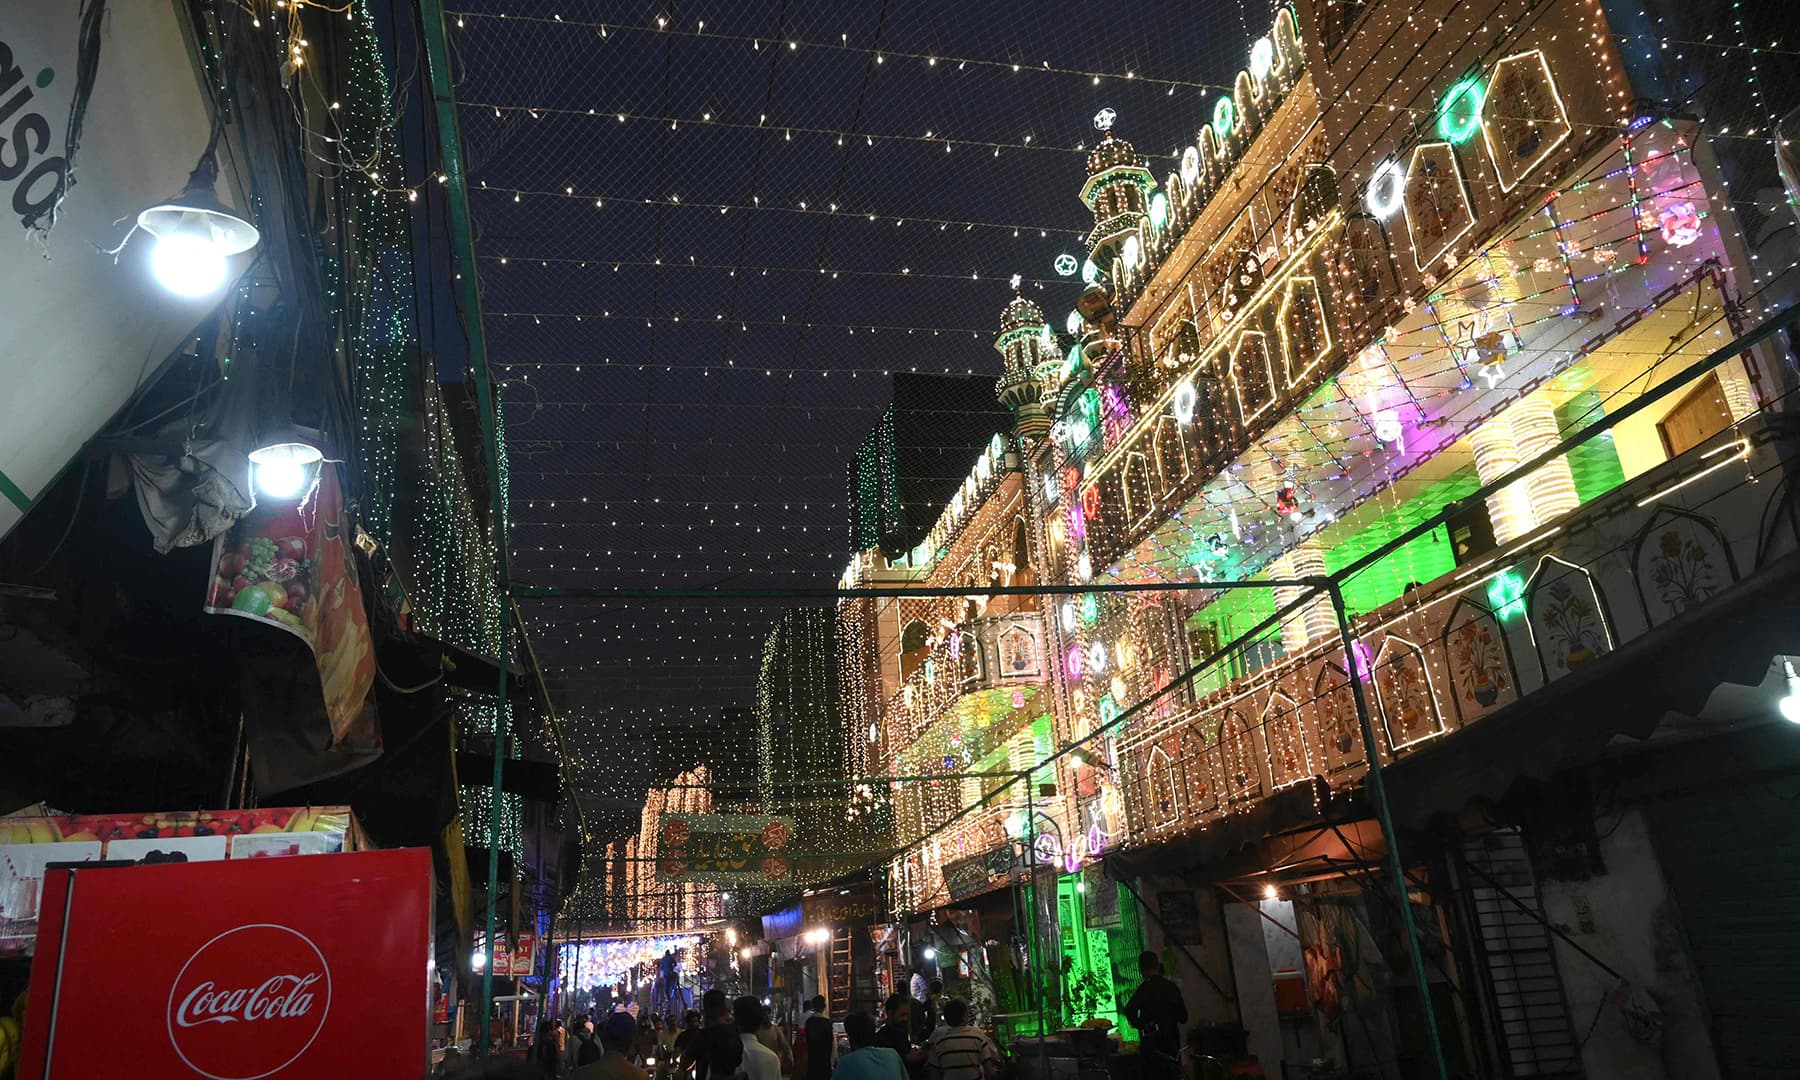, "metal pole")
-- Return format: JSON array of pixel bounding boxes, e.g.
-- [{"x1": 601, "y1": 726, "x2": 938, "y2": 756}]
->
[
  {"x1": 417, "y1": 1, "x2": 515, "y2": 1058},
  {"x1": 1023, "y1": 773, "x2": 1047, "y2": 1048},
  {"x1": 1313, "y1": 577, "x2": 1448, "y2": 1080}
]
